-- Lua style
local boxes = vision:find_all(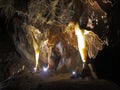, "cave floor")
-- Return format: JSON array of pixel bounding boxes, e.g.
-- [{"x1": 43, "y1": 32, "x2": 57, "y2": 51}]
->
[{"x1": 0, "y1": 71, "x2": 120, "y2": 90}]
